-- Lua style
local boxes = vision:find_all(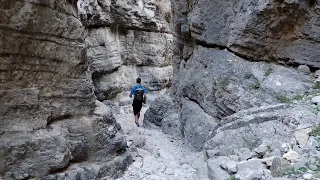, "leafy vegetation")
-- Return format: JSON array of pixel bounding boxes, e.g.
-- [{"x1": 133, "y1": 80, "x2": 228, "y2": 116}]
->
[
  {"x1": 312, "y1": 106, "x2": 320, "y2": 116},
  {"x1": 292, "y1": 94, "x2": 304, "y2": 101},
  {"x1": 313, "y1": 83, "x2": 320, "y2": 89},
  {"x1": 225, "y1": 175, "x2": 236, "y2": 180},
  {"x1": 275, "y1": 95, "x2": 291, "y2": 104},
  {"x1": 251, "y1": 82, "x2": 261, "y2": 89},
  {"x1": 265, "y1": 67, "x2": 273, "y2": 76},
  {"x1": 286, "y1": 167, "x2": 308, "y2": 176},
  {"x1": 310, "y1": 126, "x2": 320, "y2": 137},
  {"x1": 220, "y1": 78, "x2": 229, "y2": 91}
]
